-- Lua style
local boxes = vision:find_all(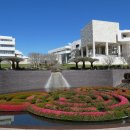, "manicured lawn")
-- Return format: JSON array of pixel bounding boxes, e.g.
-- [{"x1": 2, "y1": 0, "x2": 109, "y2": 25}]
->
[
  {"x1": 0, "y1": 87, "x2": 130, "y2": 121},
  {"x1": 0, "y1": 64, "x2": 31, "y2": 69}
]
